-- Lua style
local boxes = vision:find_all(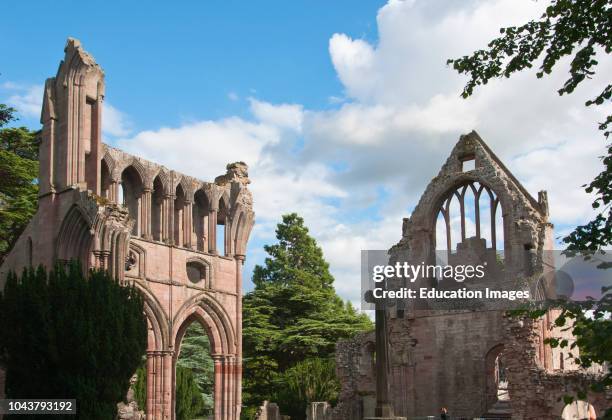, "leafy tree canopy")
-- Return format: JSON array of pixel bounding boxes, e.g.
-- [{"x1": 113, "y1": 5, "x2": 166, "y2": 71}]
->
[
  {"x1": 0, "y1": 104, "x2": 40, "y2": 262},
  {"x1": 242, "y1": 213, "x2": 372, "y2": 419},
  {"x1": 448, "y1": 0, "x2": 611, "y2": 251},
  {"x1": 175, "y1": 366, "x2": 205, "y2": 420}
]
